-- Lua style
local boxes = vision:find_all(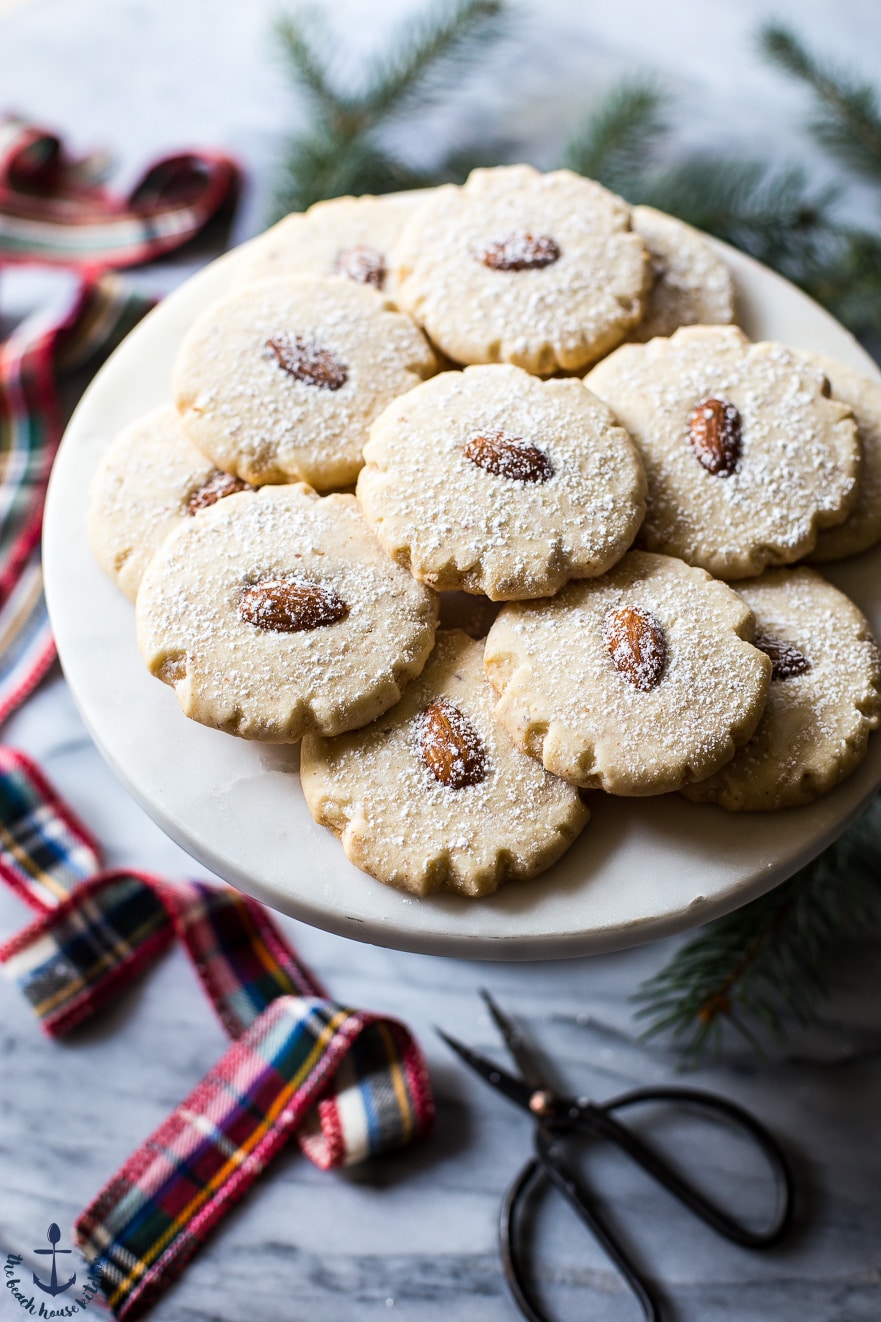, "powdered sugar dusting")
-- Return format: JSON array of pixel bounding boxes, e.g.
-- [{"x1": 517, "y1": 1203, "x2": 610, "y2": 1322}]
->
[
  {"x1": 485, "y1": 550, "x2": 770, "y2": 795},
  {"x1": 358, "y1": 364, "x2": 646, "y2": 600},
  {"x1": 585, "y1": 326, "x2": 860, "y2": 578},
  {"x1": 393, "y1": 166, "x2": 649, "y2": 374},
  {"x1": 629, "y1": 206, "x2": 736, "y2": 342},
  {"x1": 173, "y1": 276, "x2": 436, "y2": 489},
  {"x1": 300, "y1": 630, "x2": 587, "y2": 897},
  {"x1": 685, "y1": 567, "x2": 881, "y2": 809},
  {"x1": 135, "y1": 485, "x2": 437, "y2": 742}
]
